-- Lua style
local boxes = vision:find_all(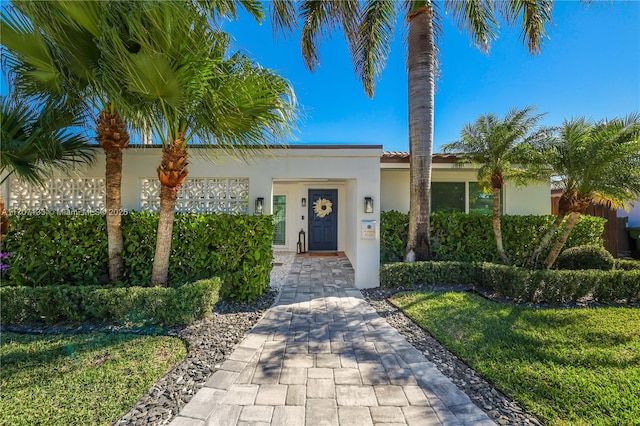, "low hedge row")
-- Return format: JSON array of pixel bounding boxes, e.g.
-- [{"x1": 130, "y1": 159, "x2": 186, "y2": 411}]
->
[
  {"x1": 380, "y1": 261, "x2": 640, "y2": 304},
  {"x1": 380, "y1": 211, "x2": 606, "y2": 265},
  {"x1": 2, "y1": 212, "x2": 273, "y2": 300},
  {"x1": 0, "y1": 278, "x2": 221, "y2": 326}
]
